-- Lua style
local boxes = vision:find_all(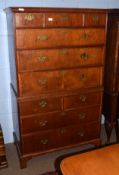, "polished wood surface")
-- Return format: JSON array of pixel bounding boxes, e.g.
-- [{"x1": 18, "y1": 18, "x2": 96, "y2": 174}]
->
[
  {"x1": 17, "y1": 47, "x2": 104, "y2": 72},
  {"x1": 16, "y1": 28, "x2": 105, "y2": 49},
  {"x1": 103, "y1": 10, "x2": 119, "y2": 142},
  {"x1": 5, "y1": 7, "x2": 107, "y2": 168},
  {"x1": 61, "y1": 144, "x2": 119, "y2": 175}
]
